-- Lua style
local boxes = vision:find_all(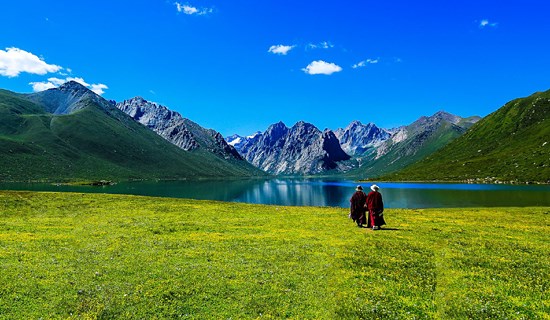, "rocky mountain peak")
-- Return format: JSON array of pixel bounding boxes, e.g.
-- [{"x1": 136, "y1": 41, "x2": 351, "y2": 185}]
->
[
  {"x1": 116, "y1": 97, "x2": 244, "y2": 161},
  {"x1": 348, "y1": 120, "x2": 363, "y2": 128},
  {"x1": 236, "y1": 120, "x2": 350, "y2": 175},
  {"x1": 26, "y1": 80, "x2": 110, "y2": 115},
  {"x1": 129, "y1": 96, "x2": 148, "y2": 104},
  {"x1": 268, "y1": 121, "x2": 288, "y2": 130},
  {"x1": 291, "y1": 121, "x2": 318, "y2": 135},
  {"x1": 405, "y1": 110, "x2": 472, "y2": 138},
  {"x1": 264, "y1": 121, "x2": 289, "y2": 142},
  {"x1": 432, "y1": 110, "x2": 461, "y2": 124},
  {"x1": 57, "y1": 80, "x2": 92, "y2": 94},
  {"x1": 335, "y1": 120, "x2": 391, "y2": 156}
]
